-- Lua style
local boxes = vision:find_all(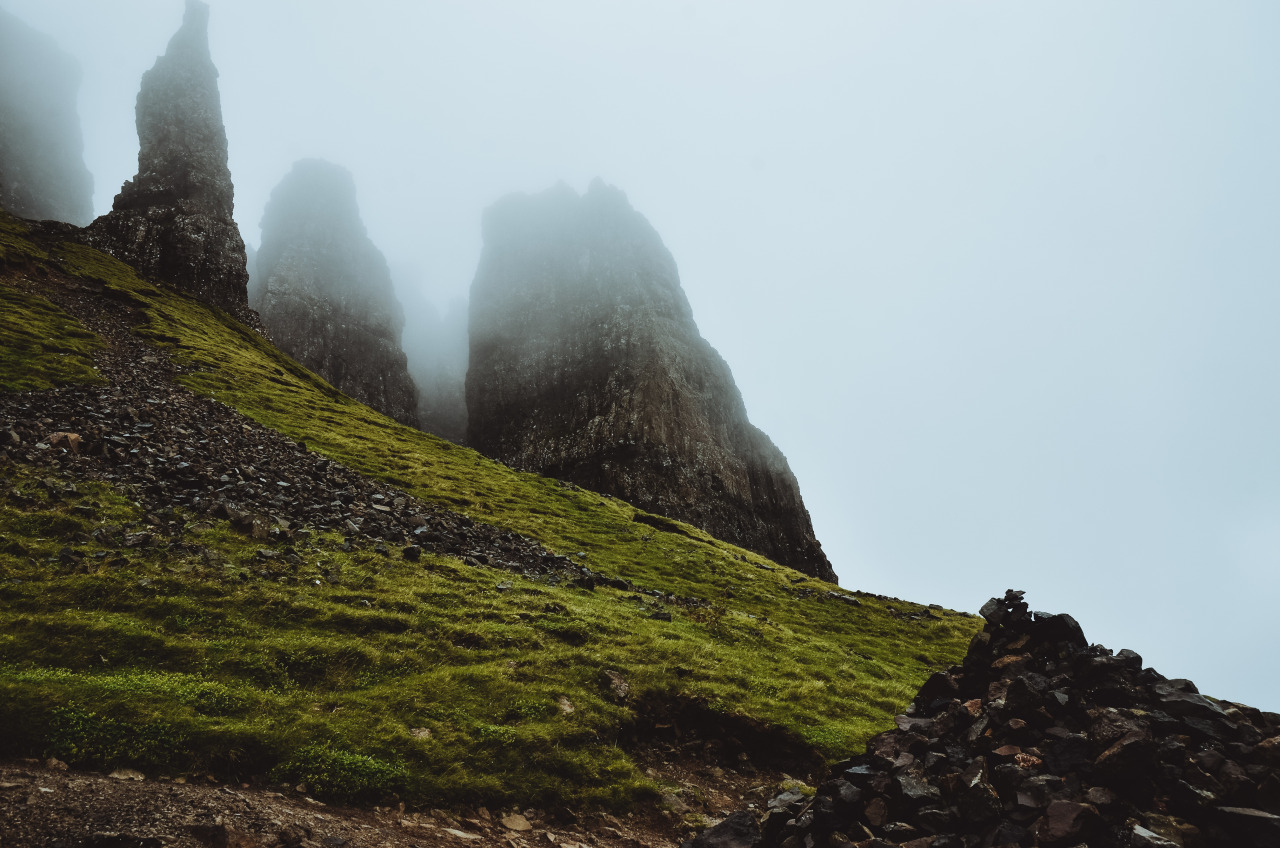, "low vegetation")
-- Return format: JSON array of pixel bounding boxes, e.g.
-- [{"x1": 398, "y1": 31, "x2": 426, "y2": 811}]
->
[{"x1": 0, "y1": 212, "x2": 980, "y2": 809}]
